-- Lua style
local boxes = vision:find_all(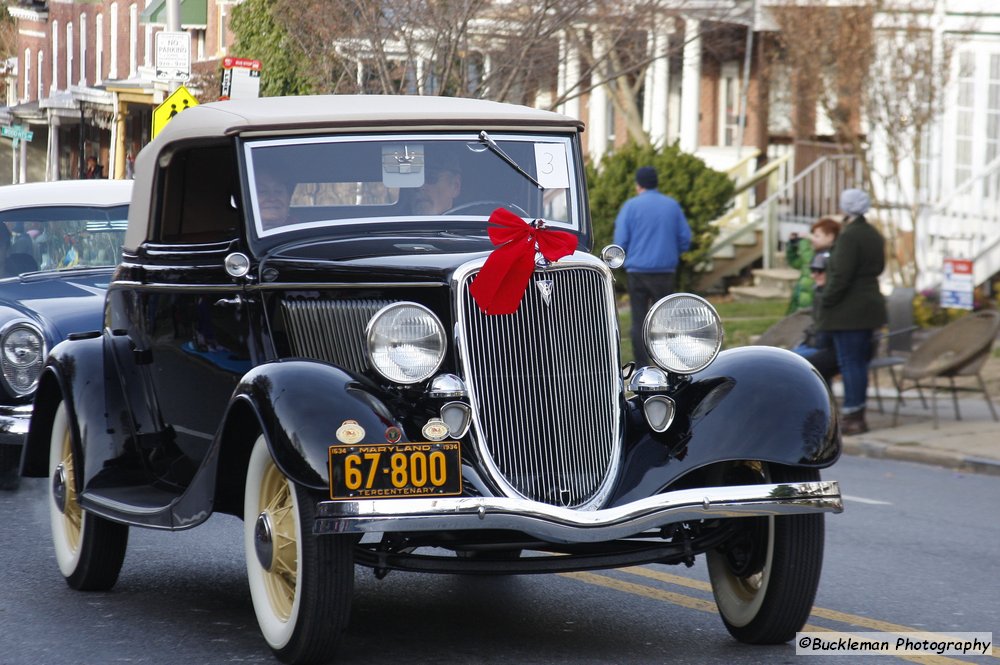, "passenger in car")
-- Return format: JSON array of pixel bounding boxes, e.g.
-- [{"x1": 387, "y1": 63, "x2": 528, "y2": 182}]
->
[{"x1": 255, "y1": 168, "x2": 296, "y2": 230}]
